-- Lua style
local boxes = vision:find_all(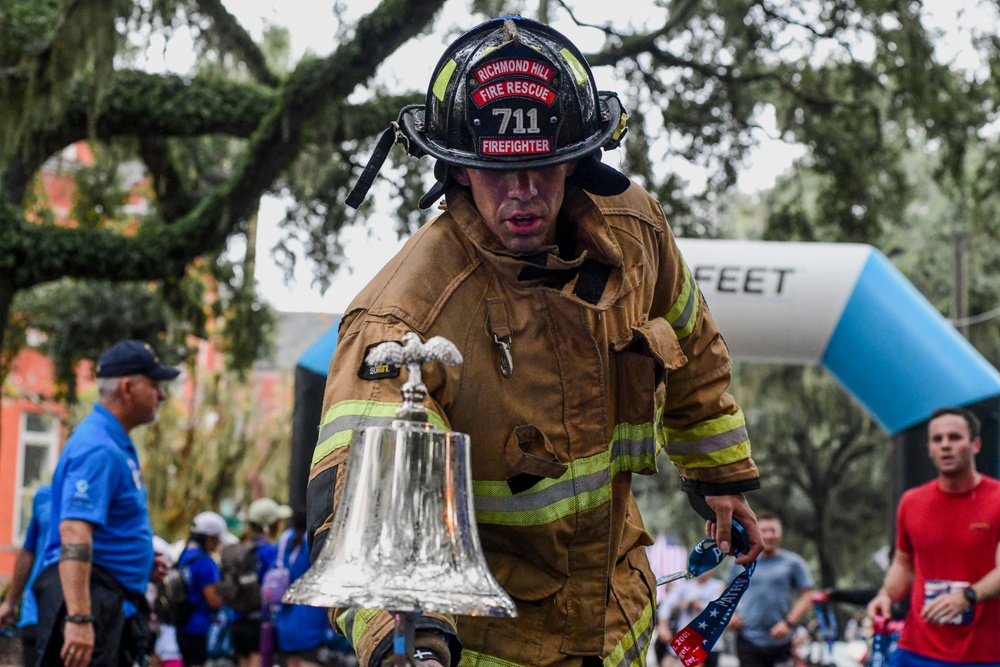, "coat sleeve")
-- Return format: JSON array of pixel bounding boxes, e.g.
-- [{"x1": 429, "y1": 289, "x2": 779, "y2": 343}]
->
[
  {"x1": 650, "y1": 215, "x2": 760, "y2": 496},
  {"x1": 305, "y1": 311, "x2": 461, "y2": 667}
]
